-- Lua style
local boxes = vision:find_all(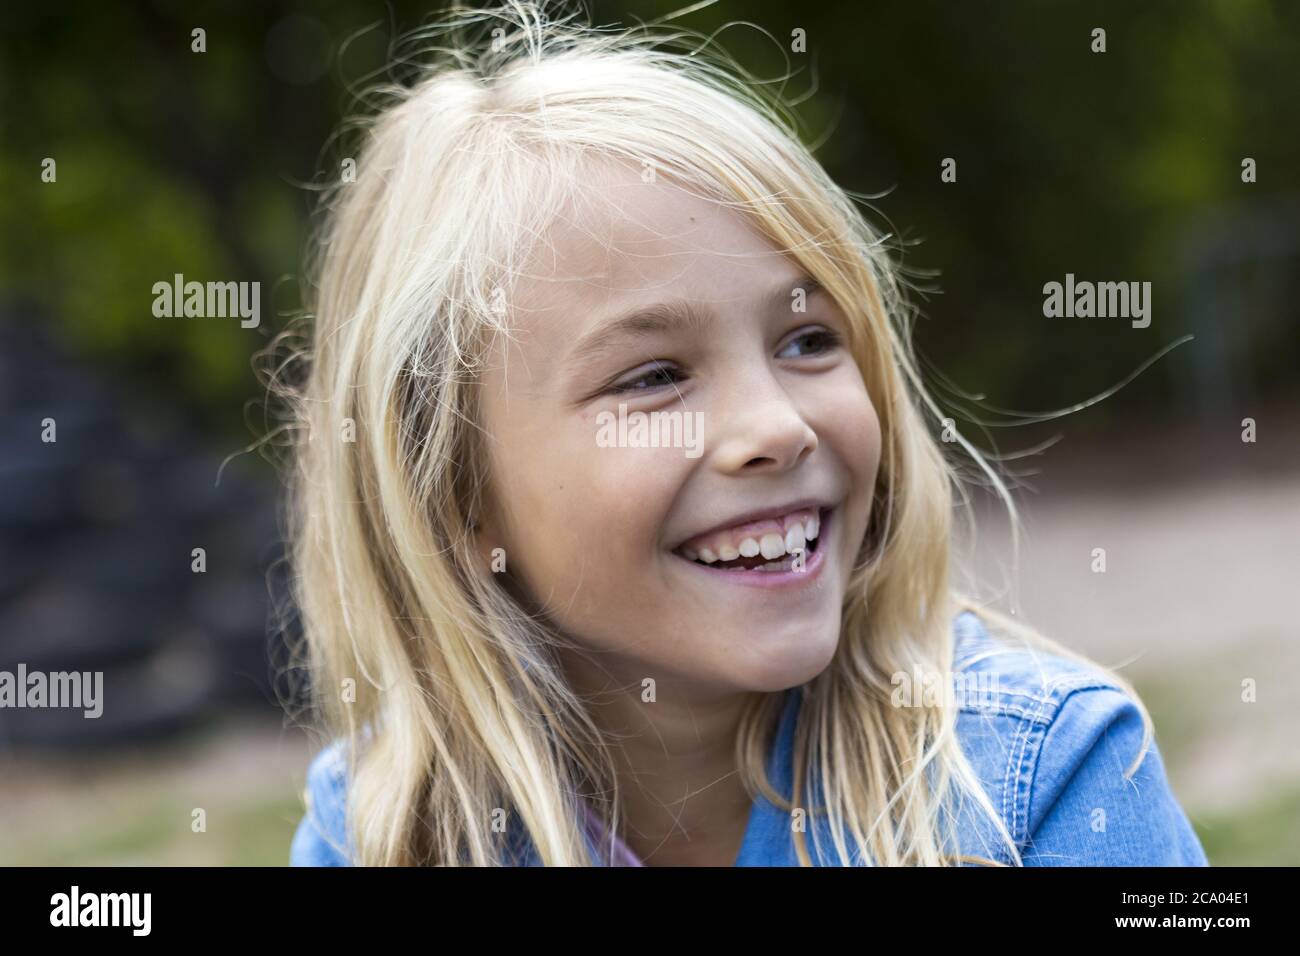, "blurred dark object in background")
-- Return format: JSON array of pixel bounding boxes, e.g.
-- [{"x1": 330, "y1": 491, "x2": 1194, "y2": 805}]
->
[
  {"x1": 0, "y1": 311, "x2": 295, "y2": 751},
  {"x1": 3, "y1": 0, "x2": 1298, "y2": 445}
]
